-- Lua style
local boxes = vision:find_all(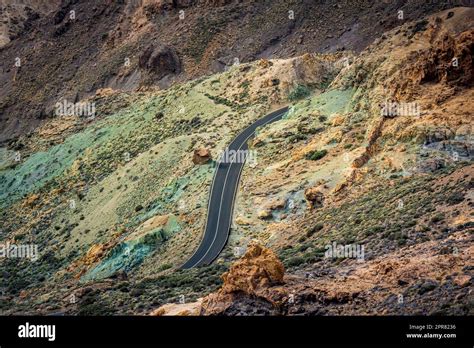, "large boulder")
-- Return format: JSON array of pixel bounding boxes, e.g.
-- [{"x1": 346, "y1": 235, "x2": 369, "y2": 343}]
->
[
  {"x1": 200, "y1": 242, "x2": 285, "y2": 315},
  {"x1": 192, "y1": 148, "x2": 212, "y2": 165},
  {"x1": 220, "y1": 242, "x2": 285, "y2": 295},
  {"x1": 150, "y1": 242, "x2": 286, "y2": 316}
]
